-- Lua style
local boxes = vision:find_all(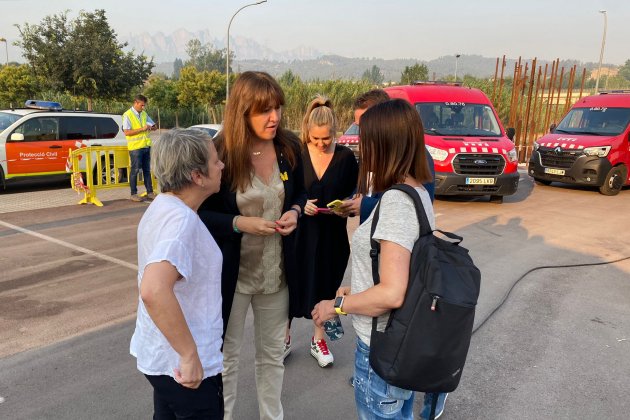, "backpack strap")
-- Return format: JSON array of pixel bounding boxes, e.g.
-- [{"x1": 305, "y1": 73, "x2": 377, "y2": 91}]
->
[
  {"x1": 369, "y1": 200, "x2": 383, "y2": 285},
  {"x1": 392, "y1": 185, "x2": 463, "y2": 244},
  {"x1": 369, "y1": 184, "x2": 430, "y2": 332},
  {"x1": 390, "y1": 184, "x2": 433, "y2": 236},
  {"x1": 370, "y1": 184, "x2": 429, "y2": 287}
]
